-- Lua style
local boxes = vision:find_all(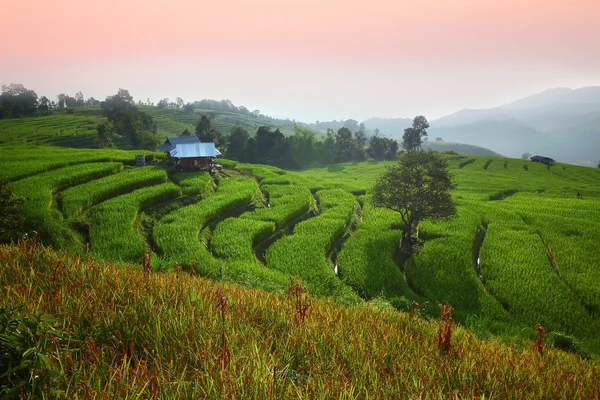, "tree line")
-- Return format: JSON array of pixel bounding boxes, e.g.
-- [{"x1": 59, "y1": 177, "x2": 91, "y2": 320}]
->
[
  {"x1": 0, "y1": 84, "x2": 102, "y2": 118},
  {"x1": 188, "y1": 114, "x2": 406, "y2": 169}
]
